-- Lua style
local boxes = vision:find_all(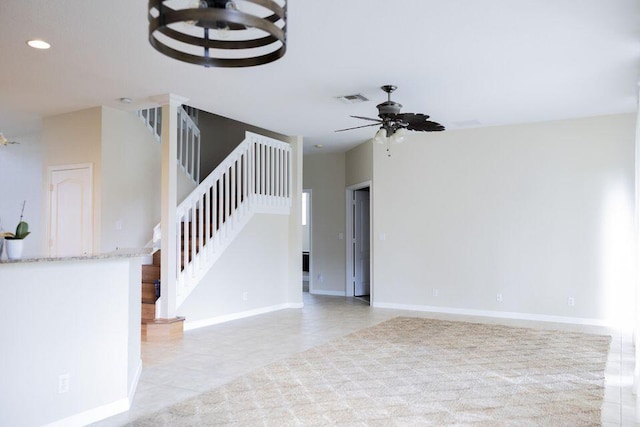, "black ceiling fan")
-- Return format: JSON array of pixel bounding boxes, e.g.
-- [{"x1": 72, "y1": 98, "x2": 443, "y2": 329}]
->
[{"x1": 336, "y1": 85, "x2": 445, "y2": 138}]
